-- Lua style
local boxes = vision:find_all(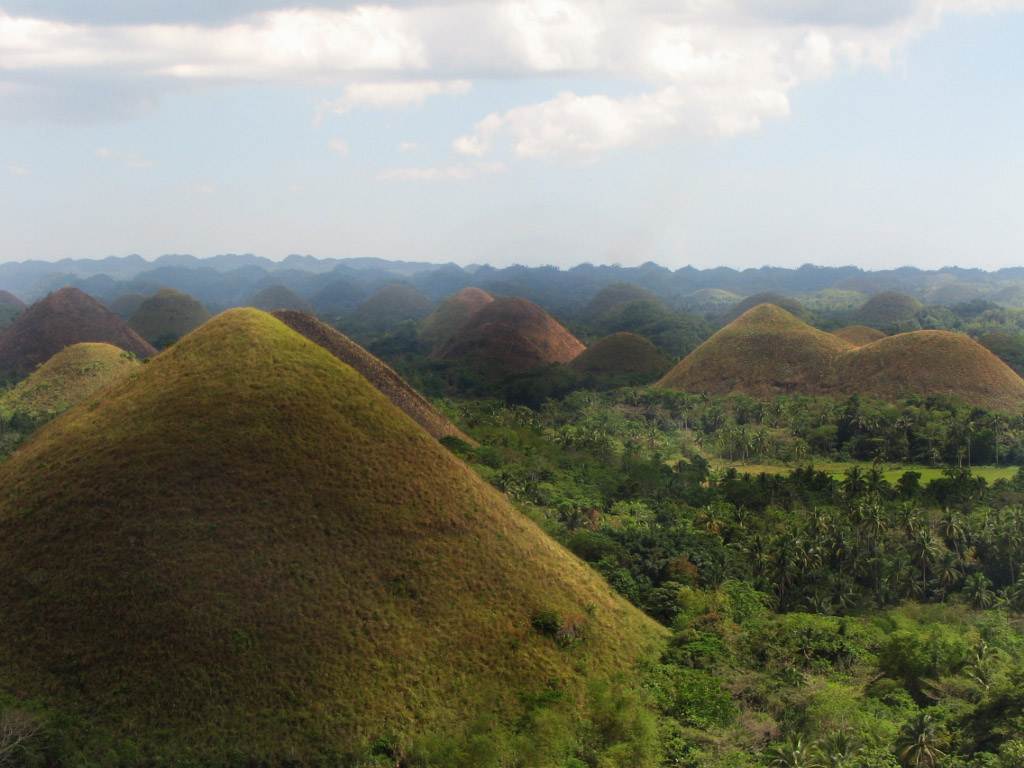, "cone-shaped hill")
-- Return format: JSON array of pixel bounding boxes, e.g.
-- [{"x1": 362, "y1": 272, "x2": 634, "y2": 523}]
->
[
  {"x1": 832, "y1": 325, "x2": 886, "y2": 346},
  {"x1": 0, "y1": 287, "x2": 157, "y2": 380},
  {"x1": 837, "y1": 331, "x2": 1024, "y2": 412},
  {"x1": 418, "y1": 286, "x2": 493, "y2": 350},
  {"x1": 0, "y1": 290, "x2": 25, "y2": 328},
  {"x1": 246, "y1": 283, "x2": 315, "y2": 313},
  {"x1": 107, "y1": 291, "x2": 150, "y2": 320},
  {"x1": 720, "y1": 292, "x2": 813, "y2": 324},
  {"x1": 579, "y1": 282, "x2": 661, "y2": 321},
  {"x1": 271, "y1": 309, "x2": 474, "y2": 444},
  {"x1": 0, "y1": 308, "x2": 663, "y2": 762},
  {"x1": 128, "y1": 287, "x2": 212, "y2": 346},
  {"x1": 570, "y1": 332, "x2": 672, "y2": 377},
  {"x1": 657, "y1": 304, "x2": 851, "y2": 398},
  {"x1": 854, "y1": 291, "x2": 923, "y2": 329},
  {"x1": 434, "y1": 296, "x2": 586, "y2": 372},
  {"x1": 0, "y1": 342, "x2": 139, "y2": 420},
  {"x1": 354, "y1": 284, "x2": 434, "y2": 328}
]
